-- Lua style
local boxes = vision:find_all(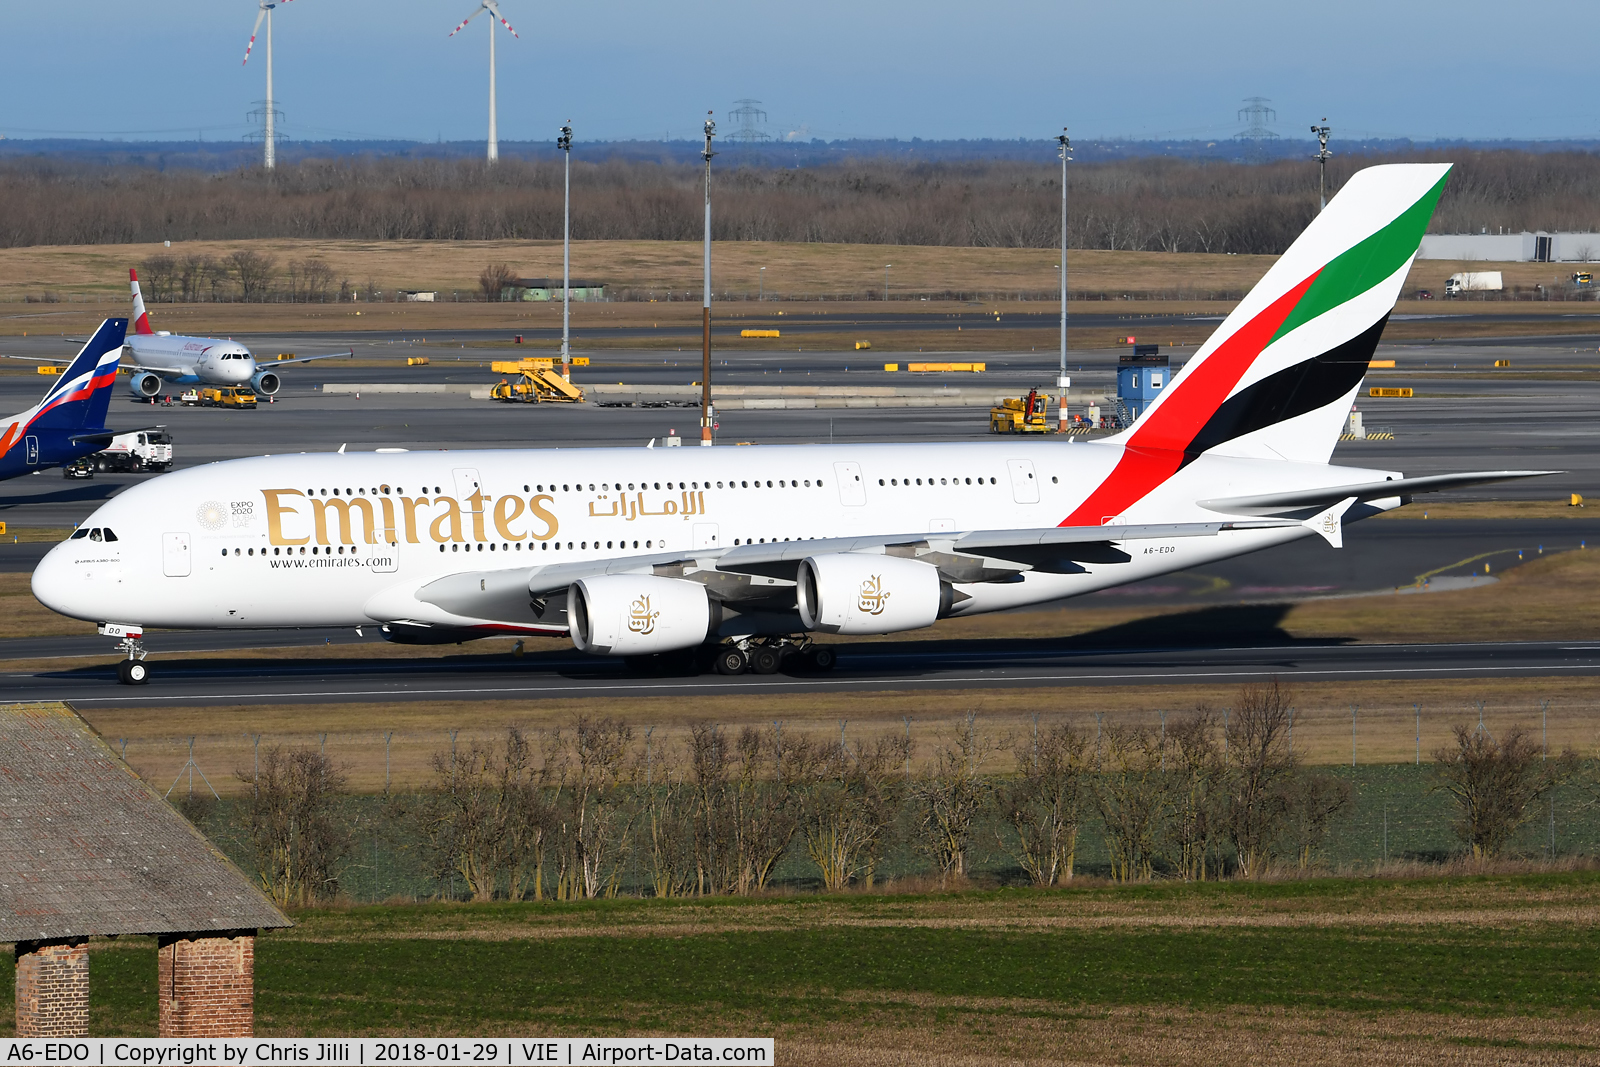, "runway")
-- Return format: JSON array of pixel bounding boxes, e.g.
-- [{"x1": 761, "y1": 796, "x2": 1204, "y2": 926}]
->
[{"x1": 8, "y1": 635, "x2": 1600, "y2": 708}]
